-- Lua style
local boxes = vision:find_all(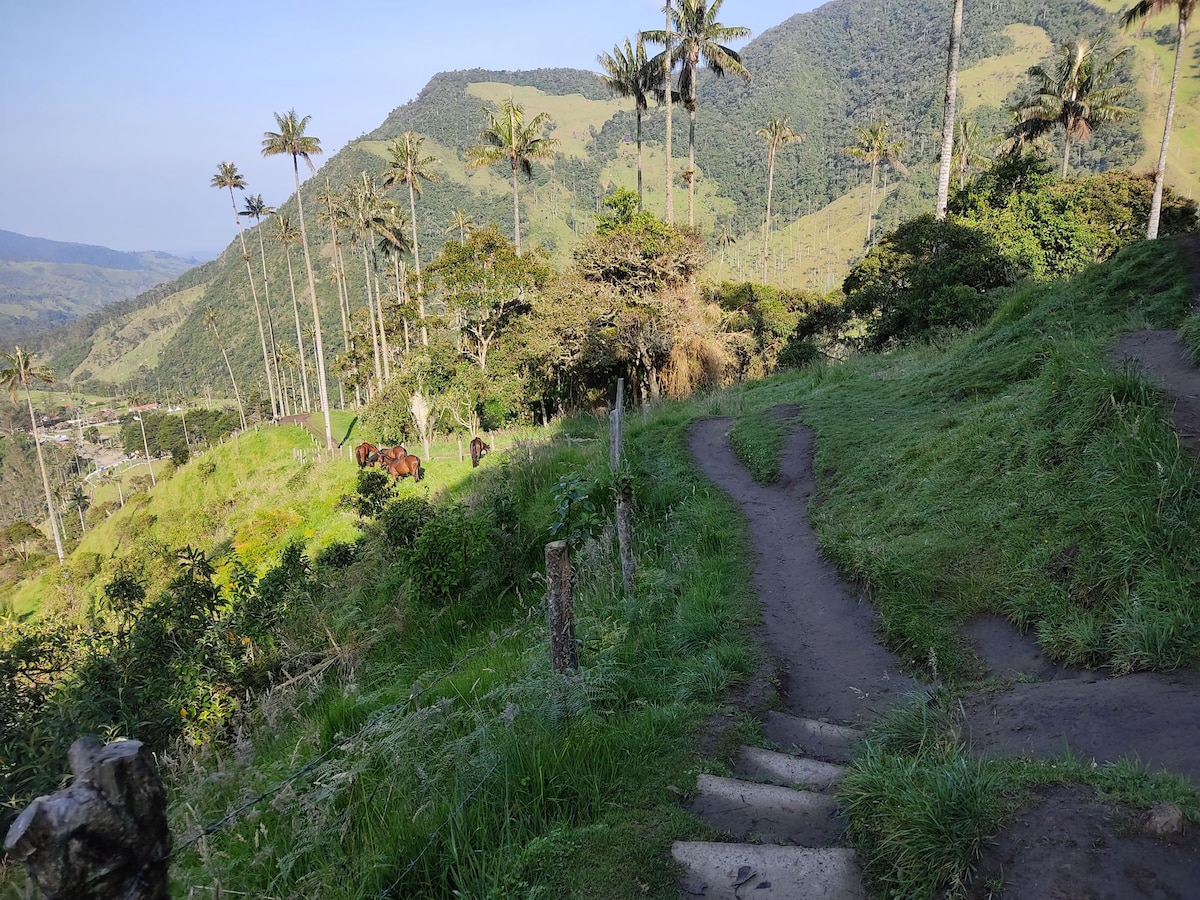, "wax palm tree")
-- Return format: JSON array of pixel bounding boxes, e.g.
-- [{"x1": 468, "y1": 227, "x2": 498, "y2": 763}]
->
[
  {"x1": 646, "y1": 0, "x2": 750, "y2": 227},
  {"x1": 935, "y1": 0, "x2": 965, "y2": 220},
  {"x1": 316, "y1": 180, "x2": 354, "y2": 359},
  {"x1": 715, "y1": 220, "x2": 737, "y2": 280},
  {"x1": 445, "y1": 209, "x2": 476, "y2": 246},
  {"x1": 847, "y1": 121, "x2": 909, "y2": 244},
  {"x1": 374, "y1": 210, "x2": 414, "y2": 366},
  {"x1": 240, "y1": 193, "x2": 285, "y2": 417},
  {"x1": 273, "y1": 213, "x2": 311, "y2": 412},
  {"x1": 948, "y1": 119, "x2": 992, "y2": 189},
  {"x1": 757, "y1": 116, "x2": 801, "y2": 282},
  {"x1": 345, "y1": 173, "x2": 393, "y2": 392},
  {"x1": 262, "y1": 110, "x2": 333, "y2": 450},
  {"x1": 598, "y1": 35, "x2": 659, "y2": 211},
  {"x1": 1011, "y1": 39, "x2": 1132, "y2": 179},
  {"x1": 466, "y1": 98, "x2": 559, "y2": 255},
  {"x1": 204, "y1": 307, "x2": 247, "y2": 431},
  {"x1": 210, "y1": 163, "x2": 278, "y2": 420},
  {"x1": 1, "y1": 347, "x2": 63, "y2": 560},
  {"x1": 382, "y1": 132, "x2": 439, "y2": 346},
  {"x1": 1124, "y1": 0, "x2": 1197, "y2": 238}
]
